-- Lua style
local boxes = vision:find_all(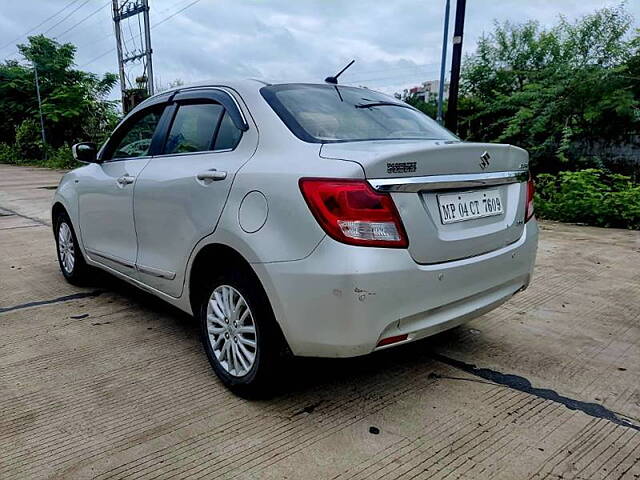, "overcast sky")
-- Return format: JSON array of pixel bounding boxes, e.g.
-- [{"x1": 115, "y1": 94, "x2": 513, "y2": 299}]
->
[{"x1": 0, "y1": 0, "x2": 638, "y2": 97}]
